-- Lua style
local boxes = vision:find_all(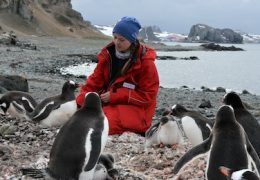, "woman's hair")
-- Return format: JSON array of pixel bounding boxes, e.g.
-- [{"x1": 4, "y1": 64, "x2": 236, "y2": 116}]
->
[{"x1": 120, "y1": 41, "x2": 140, "y2": 75}]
